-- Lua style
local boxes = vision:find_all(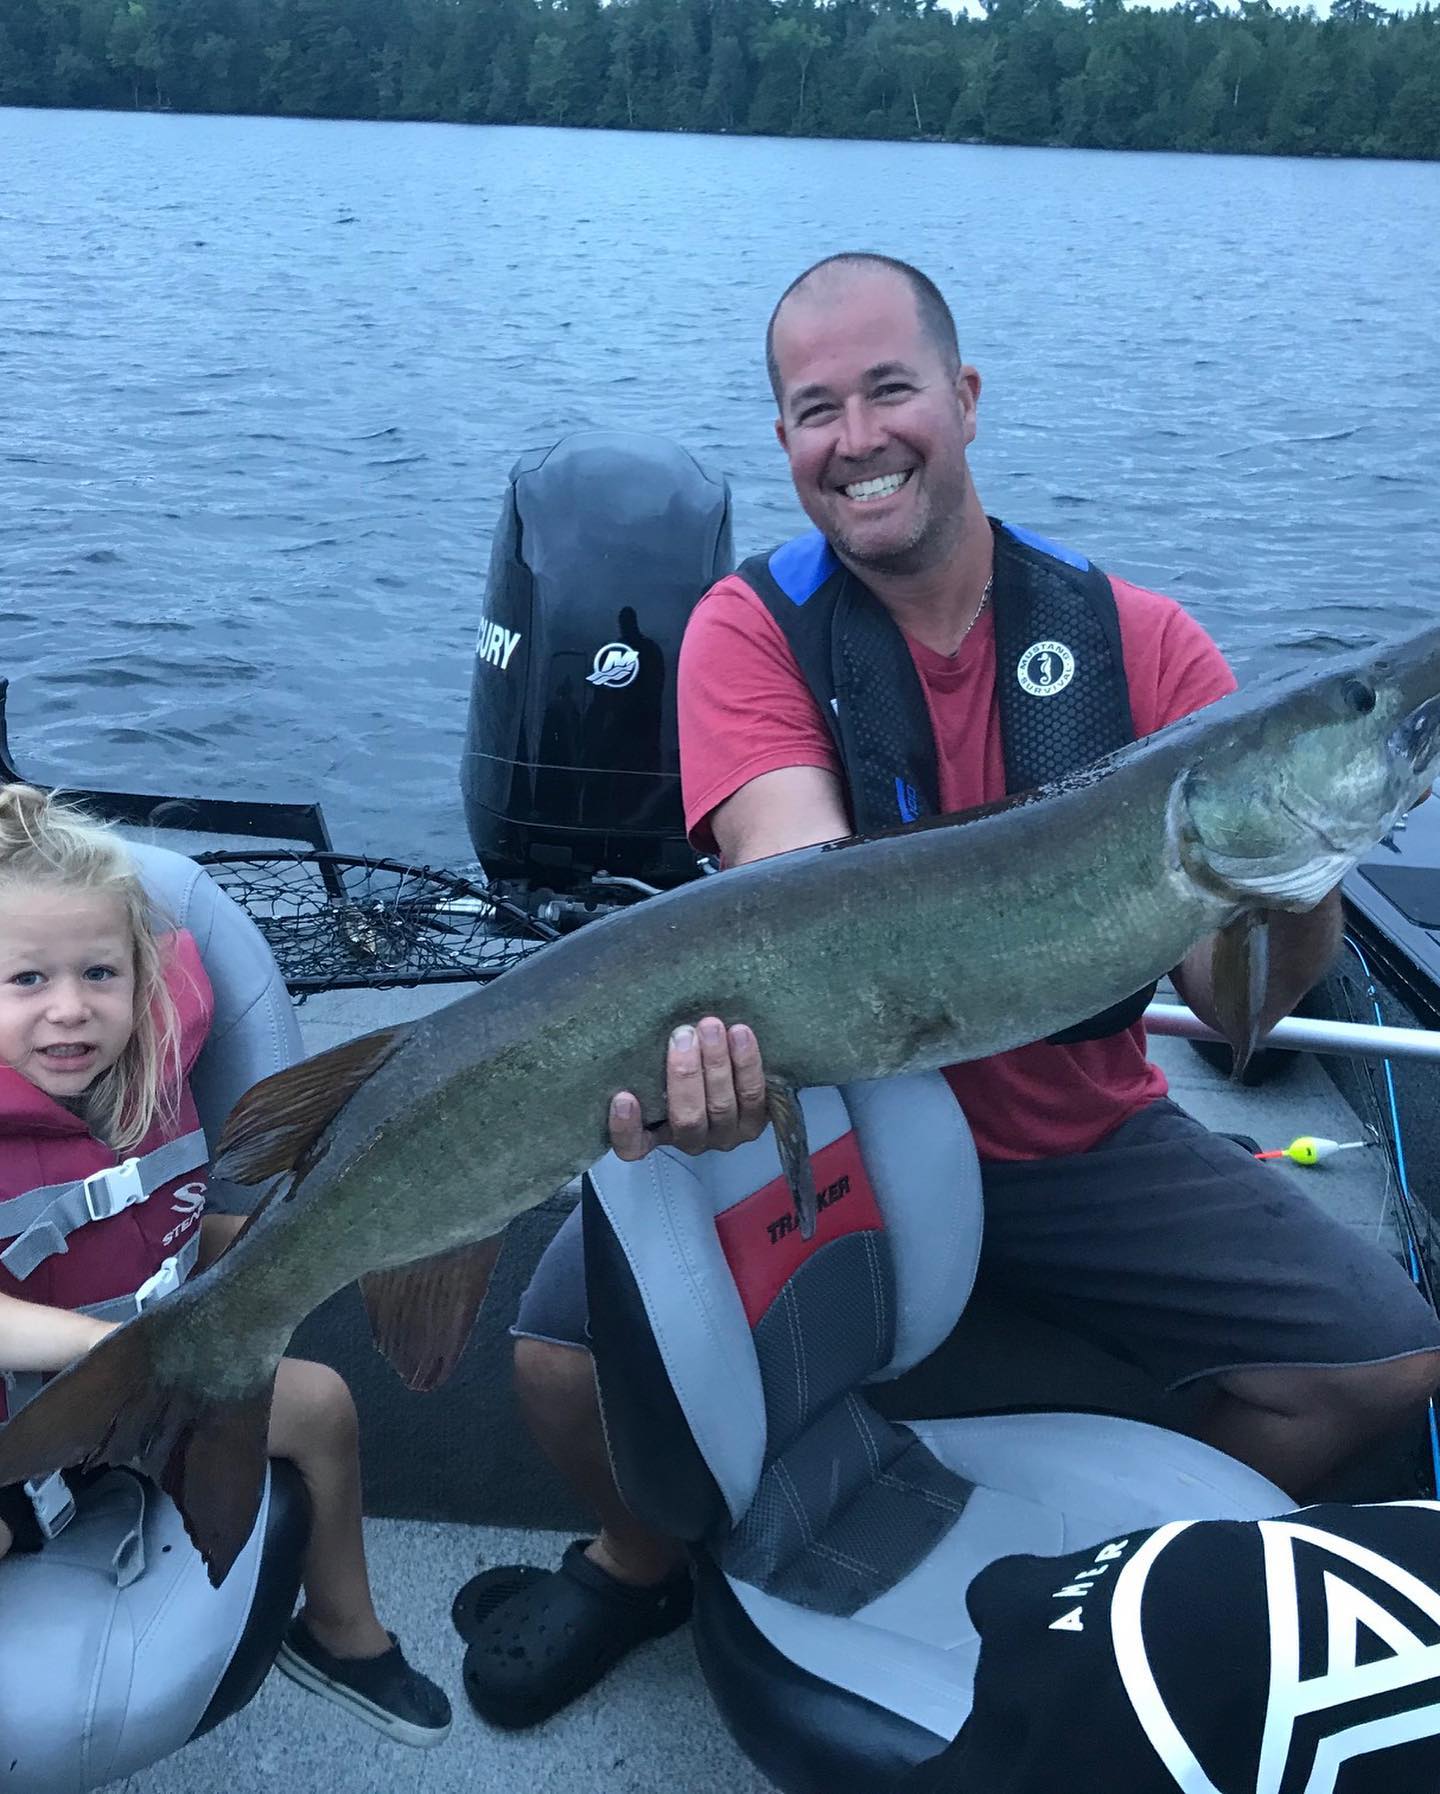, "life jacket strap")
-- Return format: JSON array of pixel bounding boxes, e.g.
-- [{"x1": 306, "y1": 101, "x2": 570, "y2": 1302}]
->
[{"x1": 0, "y1": 1130, "x2": 208, "y2": 1282}]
